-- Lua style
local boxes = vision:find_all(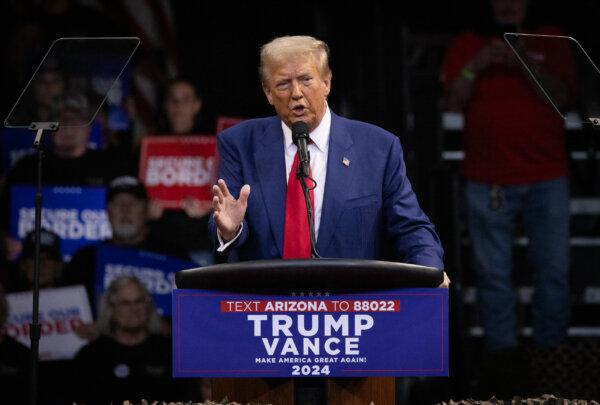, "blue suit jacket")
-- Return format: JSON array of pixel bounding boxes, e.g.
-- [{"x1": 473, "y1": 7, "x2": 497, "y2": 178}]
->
[{"x1": 209, "y1": 112, "x2": 444, "y2": 269}]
